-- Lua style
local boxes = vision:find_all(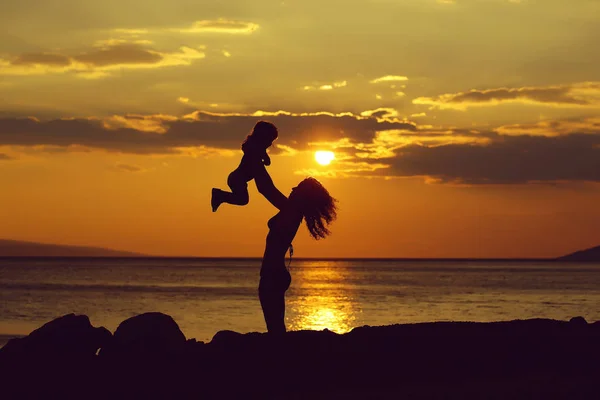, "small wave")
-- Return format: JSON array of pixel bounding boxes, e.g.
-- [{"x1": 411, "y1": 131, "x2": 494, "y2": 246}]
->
[{"x1": 0, "y1": 282, "x2": 255, "y2": 295}]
